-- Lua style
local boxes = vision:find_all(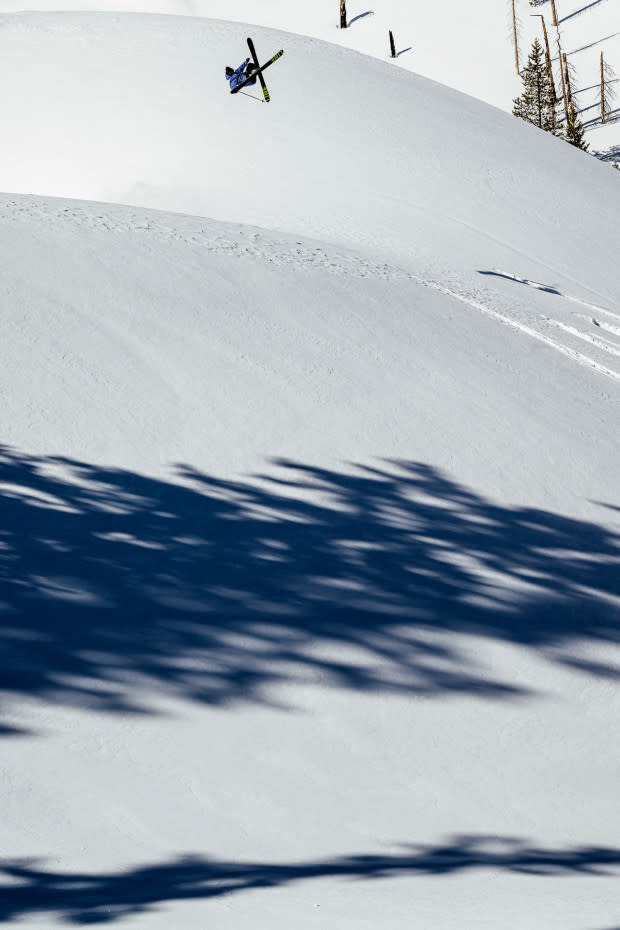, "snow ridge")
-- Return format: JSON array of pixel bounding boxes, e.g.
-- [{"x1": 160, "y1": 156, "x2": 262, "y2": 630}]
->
[{"x1": 5, "y1": 194, "x2": 620, "y2": 384}]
